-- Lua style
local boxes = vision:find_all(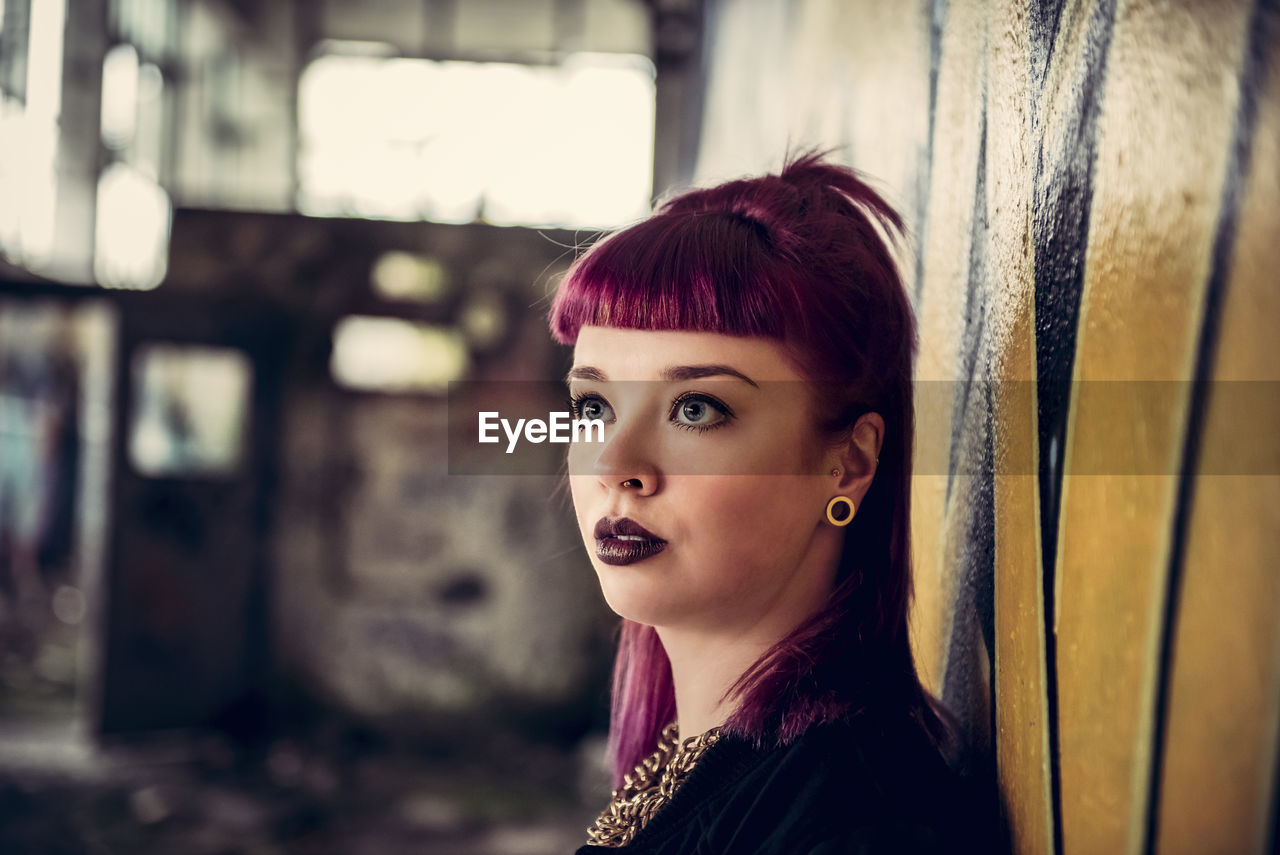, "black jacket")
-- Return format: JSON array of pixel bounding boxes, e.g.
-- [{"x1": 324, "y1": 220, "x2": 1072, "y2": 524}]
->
[{"x1": 574, "y1": 711, "x2": 991, "y2": 855}]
